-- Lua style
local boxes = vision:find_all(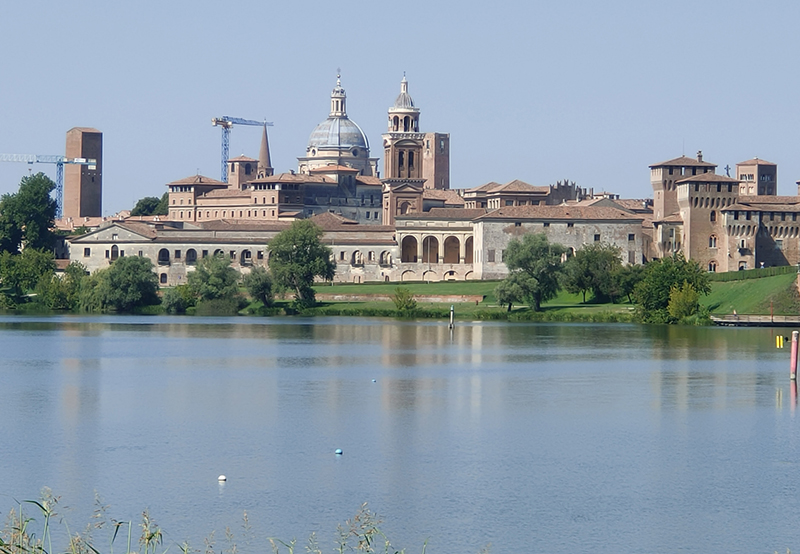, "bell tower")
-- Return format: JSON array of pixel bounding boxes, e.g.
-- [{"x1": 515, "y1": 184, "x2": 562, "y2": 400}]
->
[{"x1": 382, "y1": 75, "x2": 425, "y2": 225}]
